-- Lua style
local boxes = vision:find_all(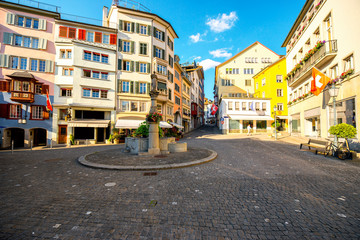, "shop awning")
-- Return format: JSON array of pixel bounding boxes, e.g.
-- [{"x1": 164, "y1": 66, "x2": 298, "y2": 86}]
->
[
  {"x1": 68, "y1": 120, "x2": 110, "y2": 128},
  {"x1": 115, "y1": 119, "x2": 144, "y2": 129},
  {"x1": 228, "y1": 115, "x2": 273, "y2": 121},
  {"x1": 169, "y1": 122, "x2": 184, "y2": 129},
  {"x1": 115, "y1": 120, "x2": 172, "y2": 129},
  {"x1": 159, "y1": 121, "x2": 172, "y2": 128}
]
